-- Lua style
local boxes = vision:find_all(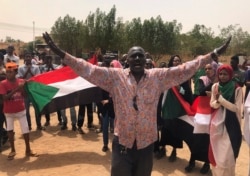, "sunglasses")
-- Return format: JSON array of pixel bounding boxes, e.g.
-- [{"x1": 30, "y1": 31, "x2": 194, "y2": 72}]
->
[
  {"x1": 133, "y1": 96, "x2": 138, "y2": 111},
  {"x1": 130, "y1": 53, "x2": 144, "y2": 59}
]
